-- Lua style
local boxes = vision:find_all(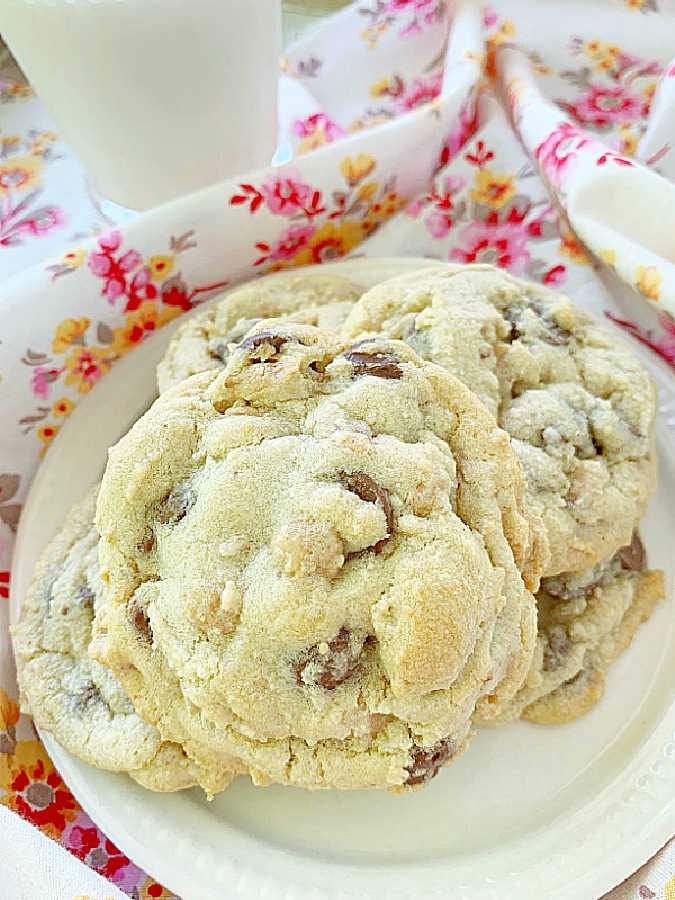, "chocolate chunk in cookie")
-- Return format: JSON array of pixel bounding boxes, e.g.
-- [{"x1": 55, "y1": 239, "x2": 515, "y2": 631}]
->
[
  {"x1": 294, "y1": 628, "x2": 365, "y2": 690},
  {"x1": 405, "y1": 739, "x2": 455, "y2": 785},
  {"x1": 341, "y1": 471, "x2": 394, "y2": 554},
  {"x1": 618, "y1": 531, "x2": 646, "y2": 572},
  {"x1": 344, "y1": 345, "x2": 403, "y2": 380}
]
